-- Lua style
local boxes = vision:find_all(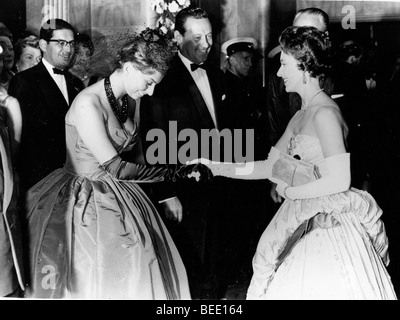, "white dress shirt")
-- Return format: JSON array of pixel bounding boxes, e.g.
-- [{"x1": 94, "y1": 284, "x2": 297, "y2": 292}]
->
[
  {"x1": 42, "y1": 58, "x2": 69, "y2": 104},
  {"x1": 178, "y1": 51, "x2": 217, "y2": 127}
]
